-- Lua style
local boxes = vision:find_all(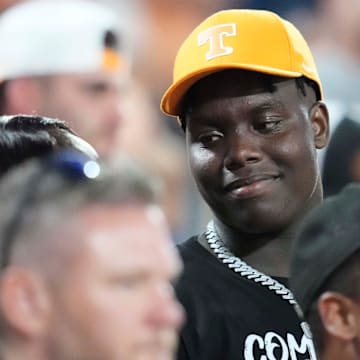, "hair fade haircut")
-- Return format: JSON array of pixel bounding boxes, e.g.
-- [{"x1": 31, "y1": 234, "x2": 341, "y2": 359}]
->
[{"x1": 0, "y1": 152, "x2": 162, "y2": 269}]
